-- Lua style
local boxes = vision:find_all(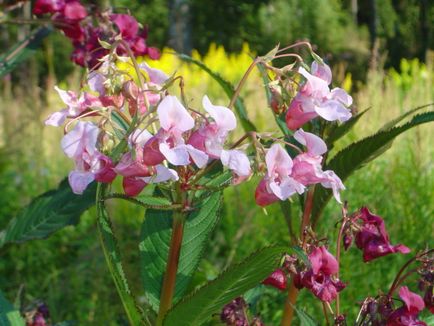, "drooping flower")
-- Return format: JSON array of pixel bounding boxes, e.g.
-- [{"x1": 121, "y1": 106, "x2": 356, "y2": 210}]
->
[
  {"x1": 61, "y1": 121, "x2": 115, "y2": 194},
  {"x1": 295, "y1": 246, "x2": 346, "y2": 302},
  {"x1": 354, "y1": 207, "x2": 410, "y2": 262},
  {"x1": 386, "y1": 287, "x2": 426, "y2": 326},
  {"x1": 286, "y1": 61, "x2": 352, "y2": 130}
]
